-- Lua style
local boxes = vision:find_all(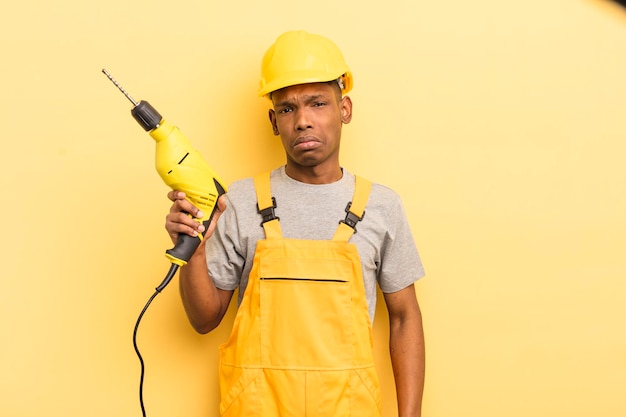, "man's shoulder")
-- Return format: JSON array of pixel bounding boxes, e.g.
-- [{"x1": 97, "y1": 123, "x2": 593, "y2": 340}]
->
[
  {"x1": 370, "y1": 181, "x2": 401, "y2": 200},
  {"x1": 226, "y1": 176, "x2": 255, "y2": 195},
  {"x1": 225, "y1": 168, "x2": 282, "y2": 201},
  {"x1": 350, "y1": 174, "x2": 403, "y2": 205}
]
